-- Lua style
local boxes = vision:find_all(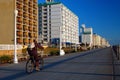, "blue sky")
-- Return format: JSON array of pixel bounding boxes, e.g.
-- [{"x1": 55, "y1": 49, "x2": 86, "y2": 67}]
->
[{"x1": 38, "y1": 0, "x2": 120, "y2": 45}]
